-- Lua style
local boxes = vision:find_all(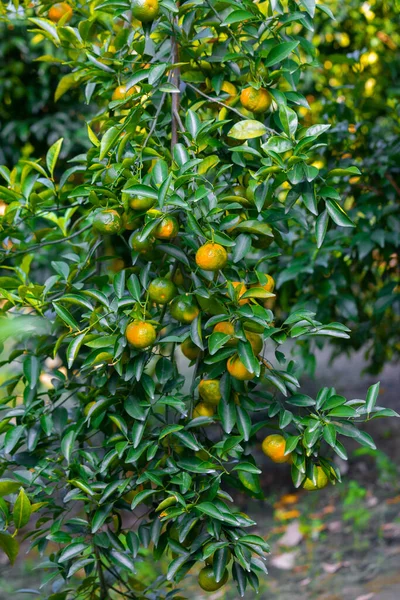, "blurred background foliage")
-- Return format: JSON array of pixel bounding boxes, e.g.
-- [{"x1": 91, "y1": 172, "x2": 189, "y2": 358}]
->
[{"x1": 0, "y1": 0, "x2": 399, "y2": 376}]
